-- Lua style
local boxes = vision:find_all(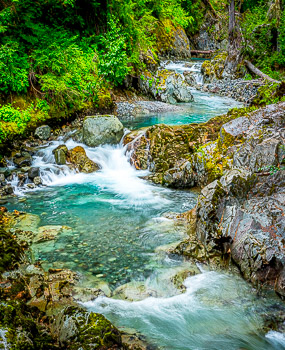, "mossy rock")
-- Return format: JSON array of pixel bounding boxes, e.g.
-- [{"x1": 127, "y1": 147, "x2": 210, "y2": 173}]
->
[
  {"x1": 0, "y1": 301, "x2": 56, "y2": 349},
  {"x1": 56, "y1": 306, "x2": 123, "y2": 349}
]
